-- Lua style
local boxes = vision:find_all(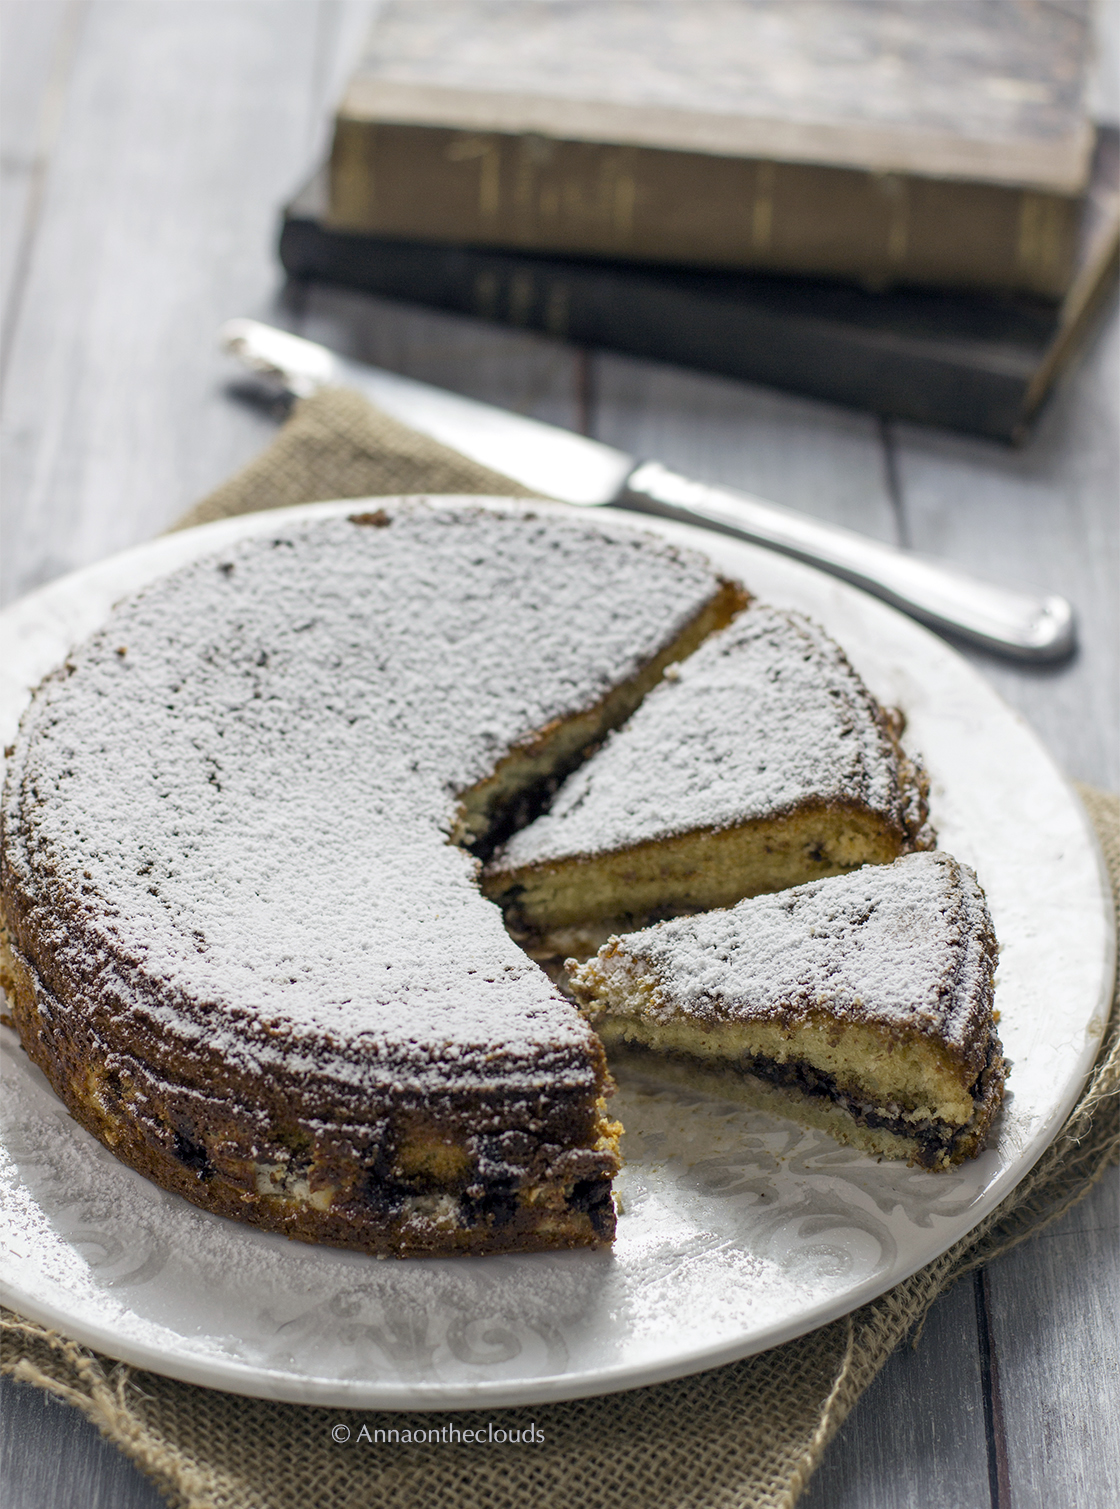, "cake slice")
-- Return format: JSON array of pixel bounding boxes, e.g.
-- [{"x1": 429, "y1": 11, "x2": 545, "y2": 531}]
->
[
  {"x1": 483, "y1": 605, "x2": 932, "y2": 955},
  {"x1": 567, "y1": 851, "x2": 1005, "y2": 1170}
]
